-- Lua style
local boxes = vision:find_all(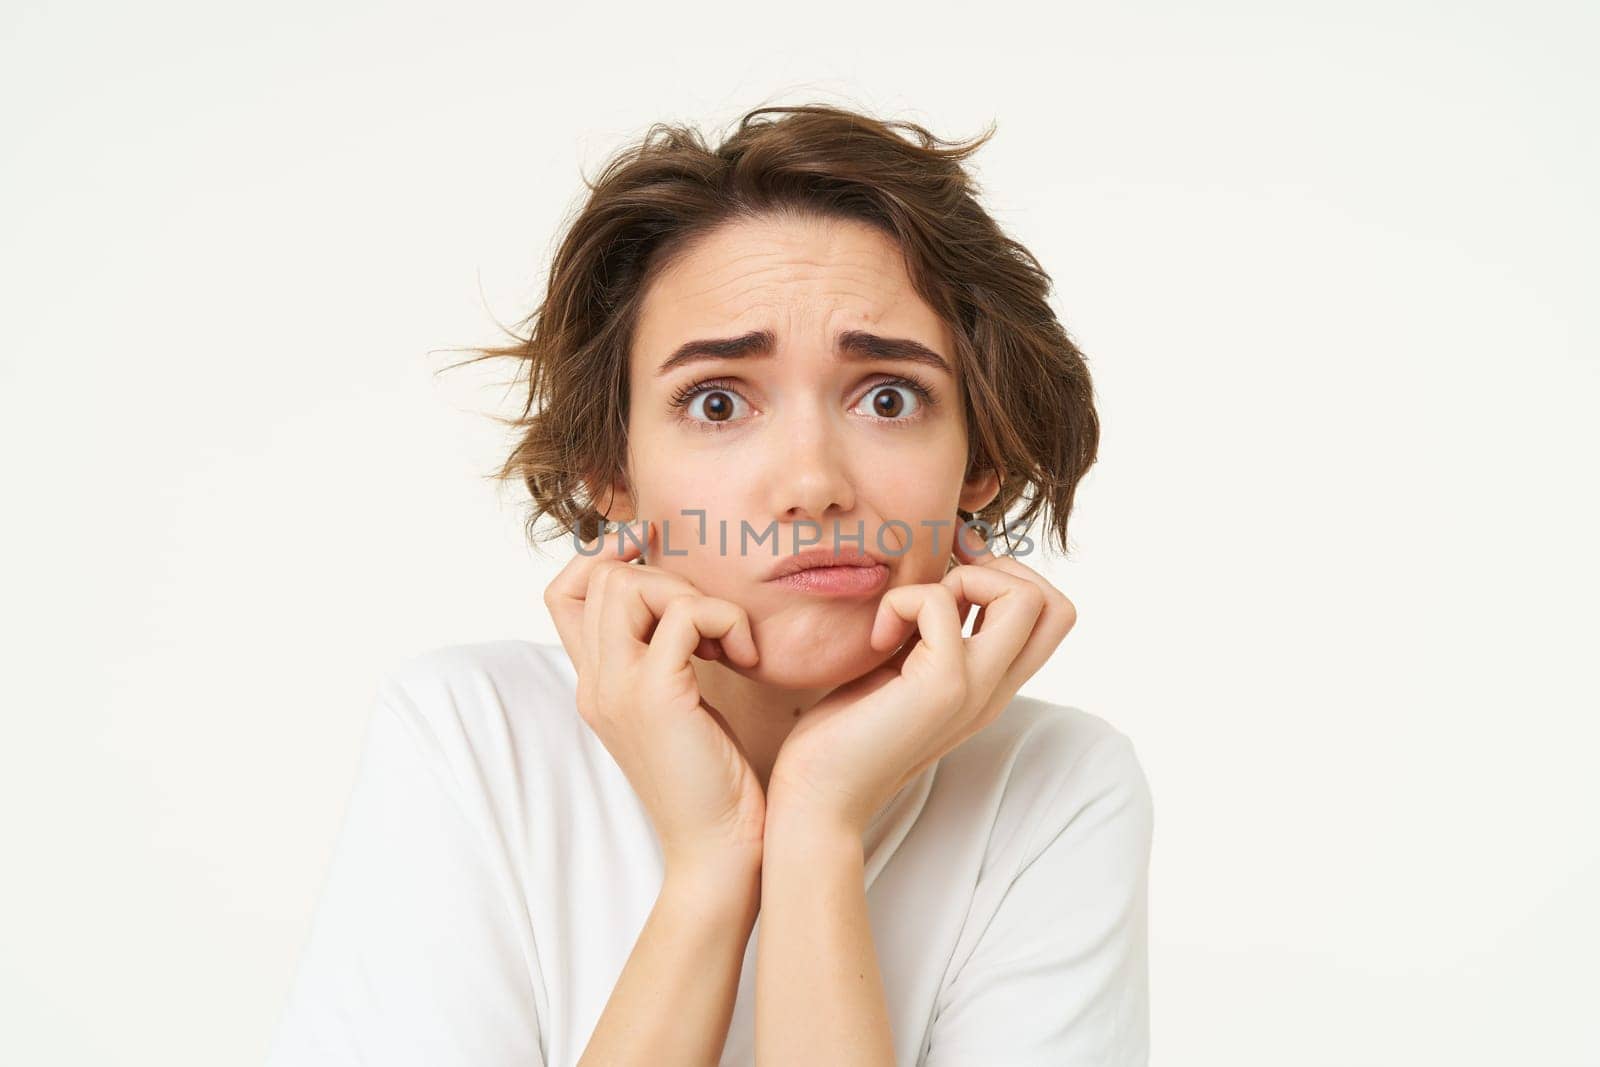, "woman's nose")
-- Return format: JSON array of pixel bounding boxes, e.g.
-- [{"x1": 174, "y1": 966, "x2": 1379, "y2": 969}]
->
[{"x1": 765, "y1": 406, "x2": 855, "y2": 524}]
